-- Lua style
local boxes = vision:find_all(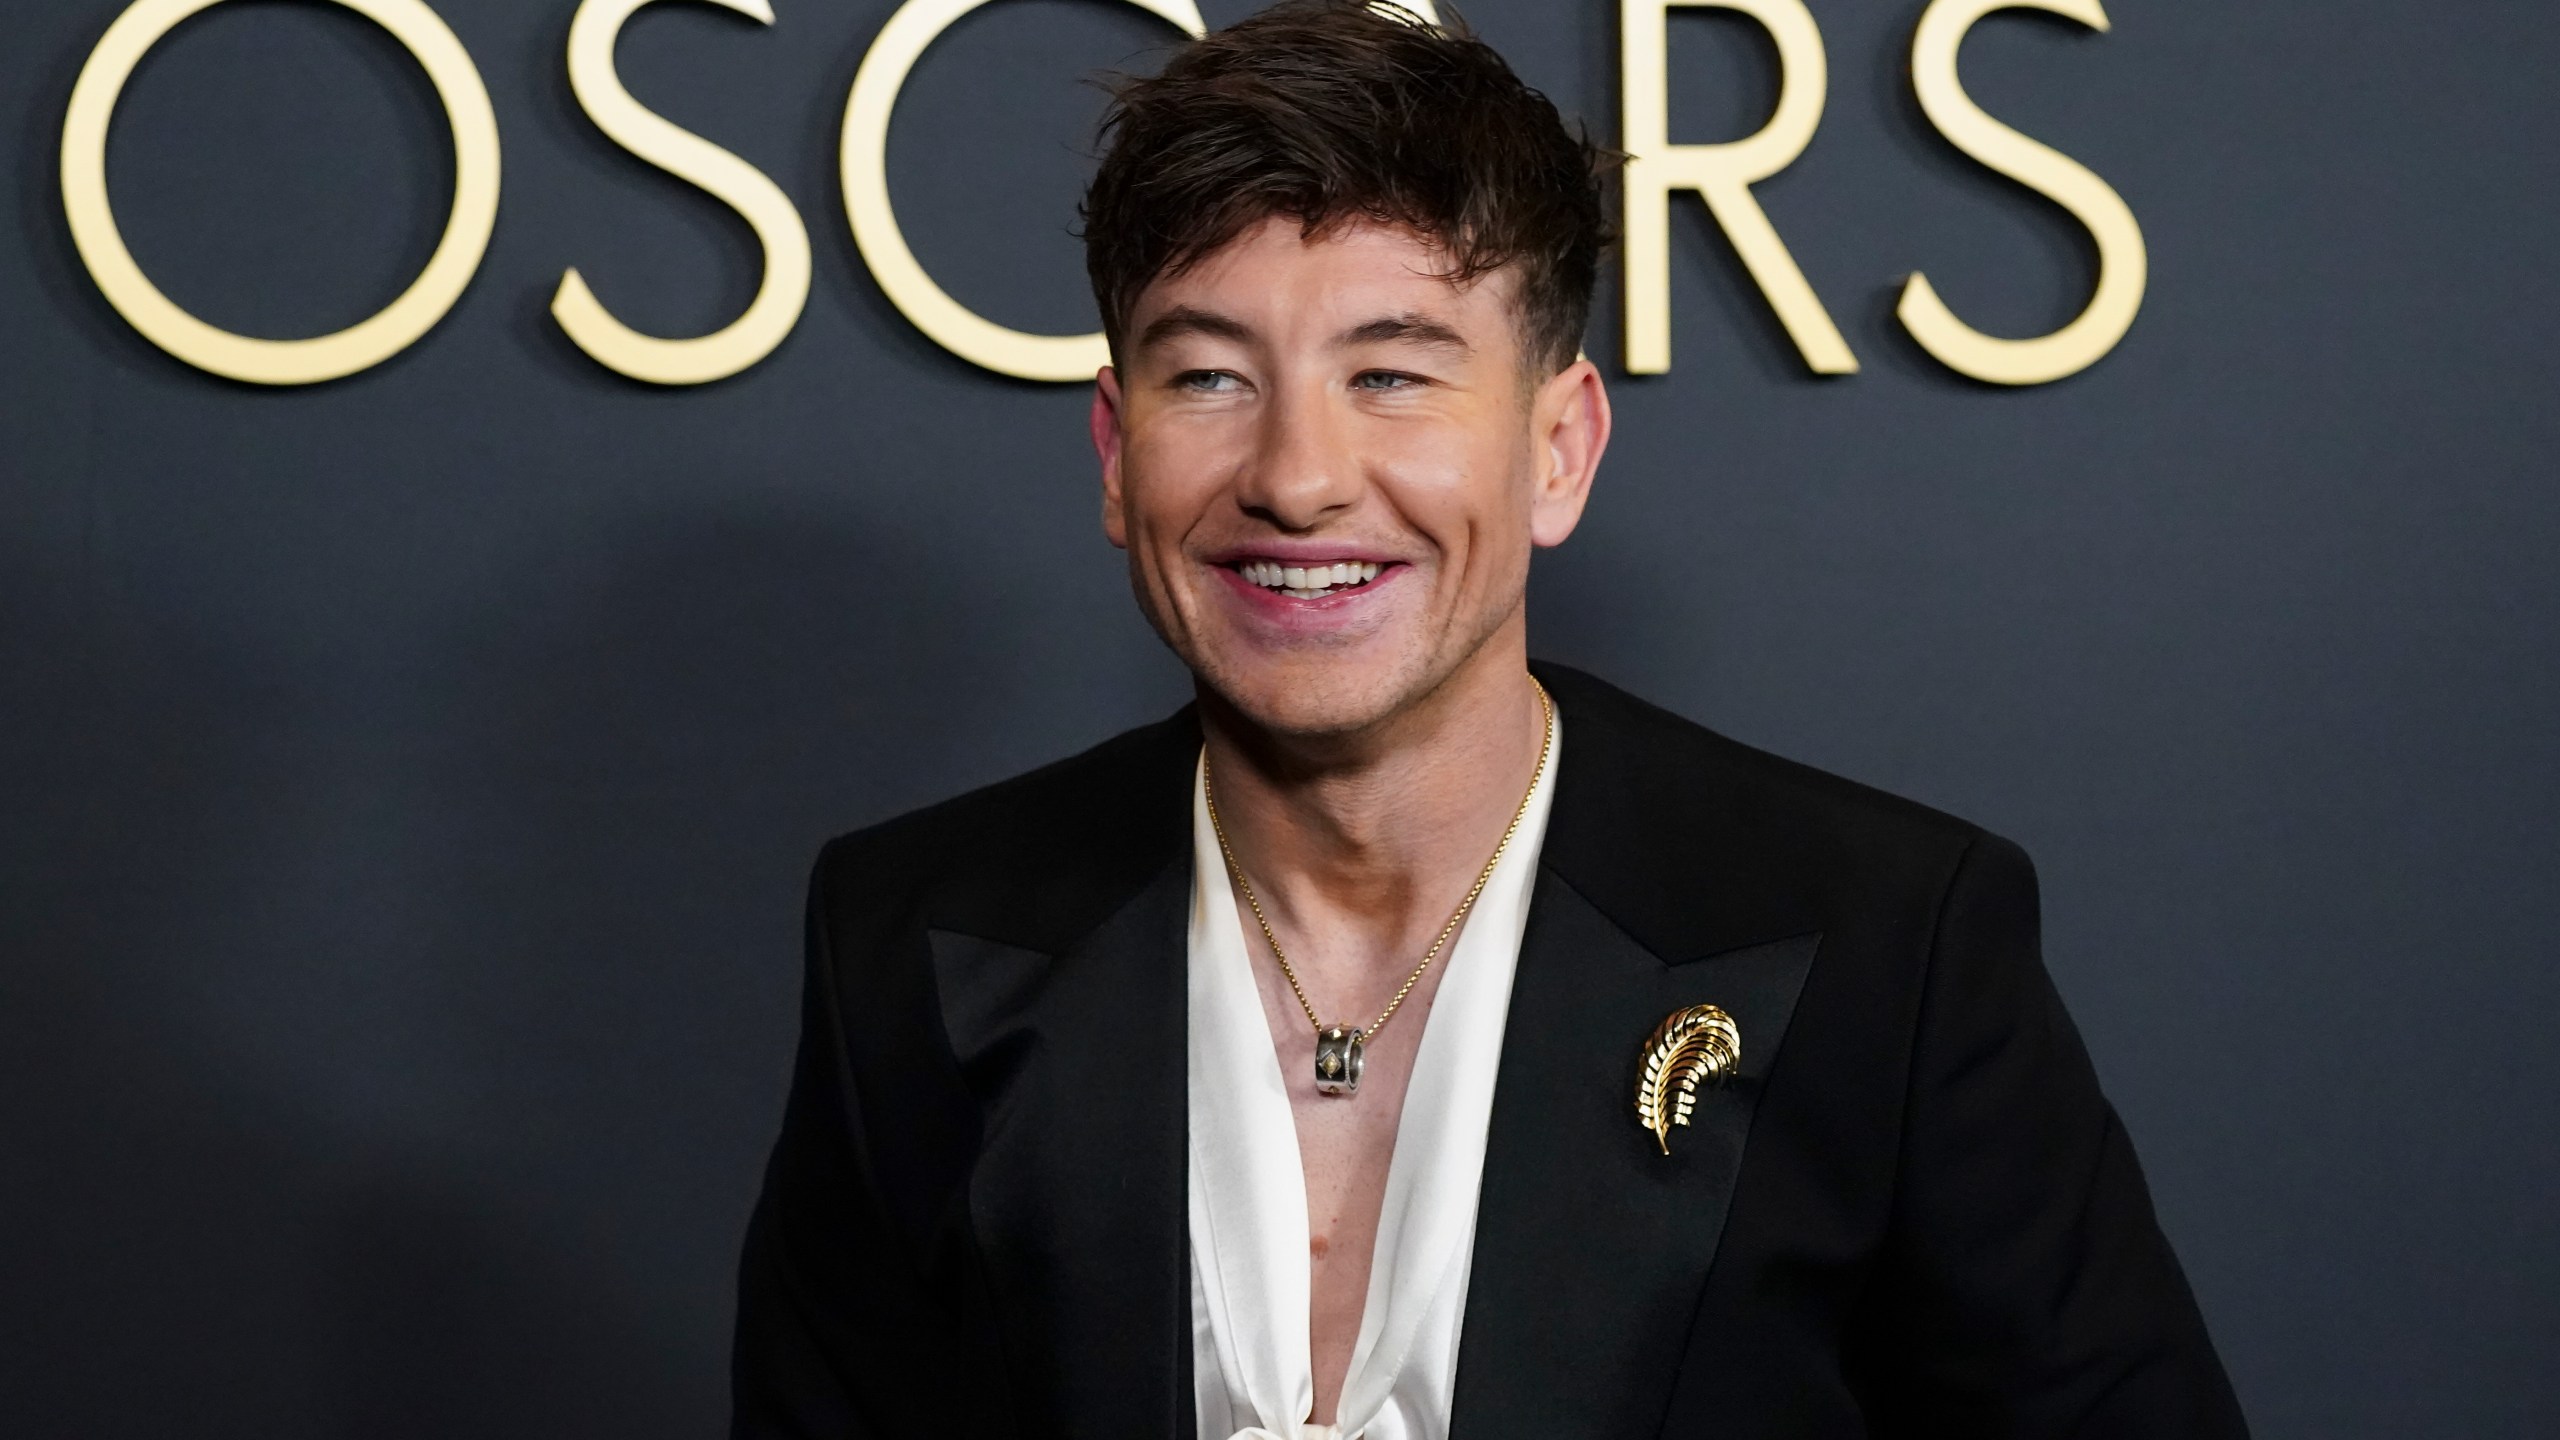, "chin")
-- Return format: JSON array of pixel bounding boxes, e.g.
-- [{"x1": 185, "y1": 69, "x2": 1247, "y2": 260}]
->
[
  {"x1": 1199, "y1": 651, "x2": 1425, "y2": 741},
  {"x1": 1233, "y1": 690, "x2": 1402, "y2": 740}
]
